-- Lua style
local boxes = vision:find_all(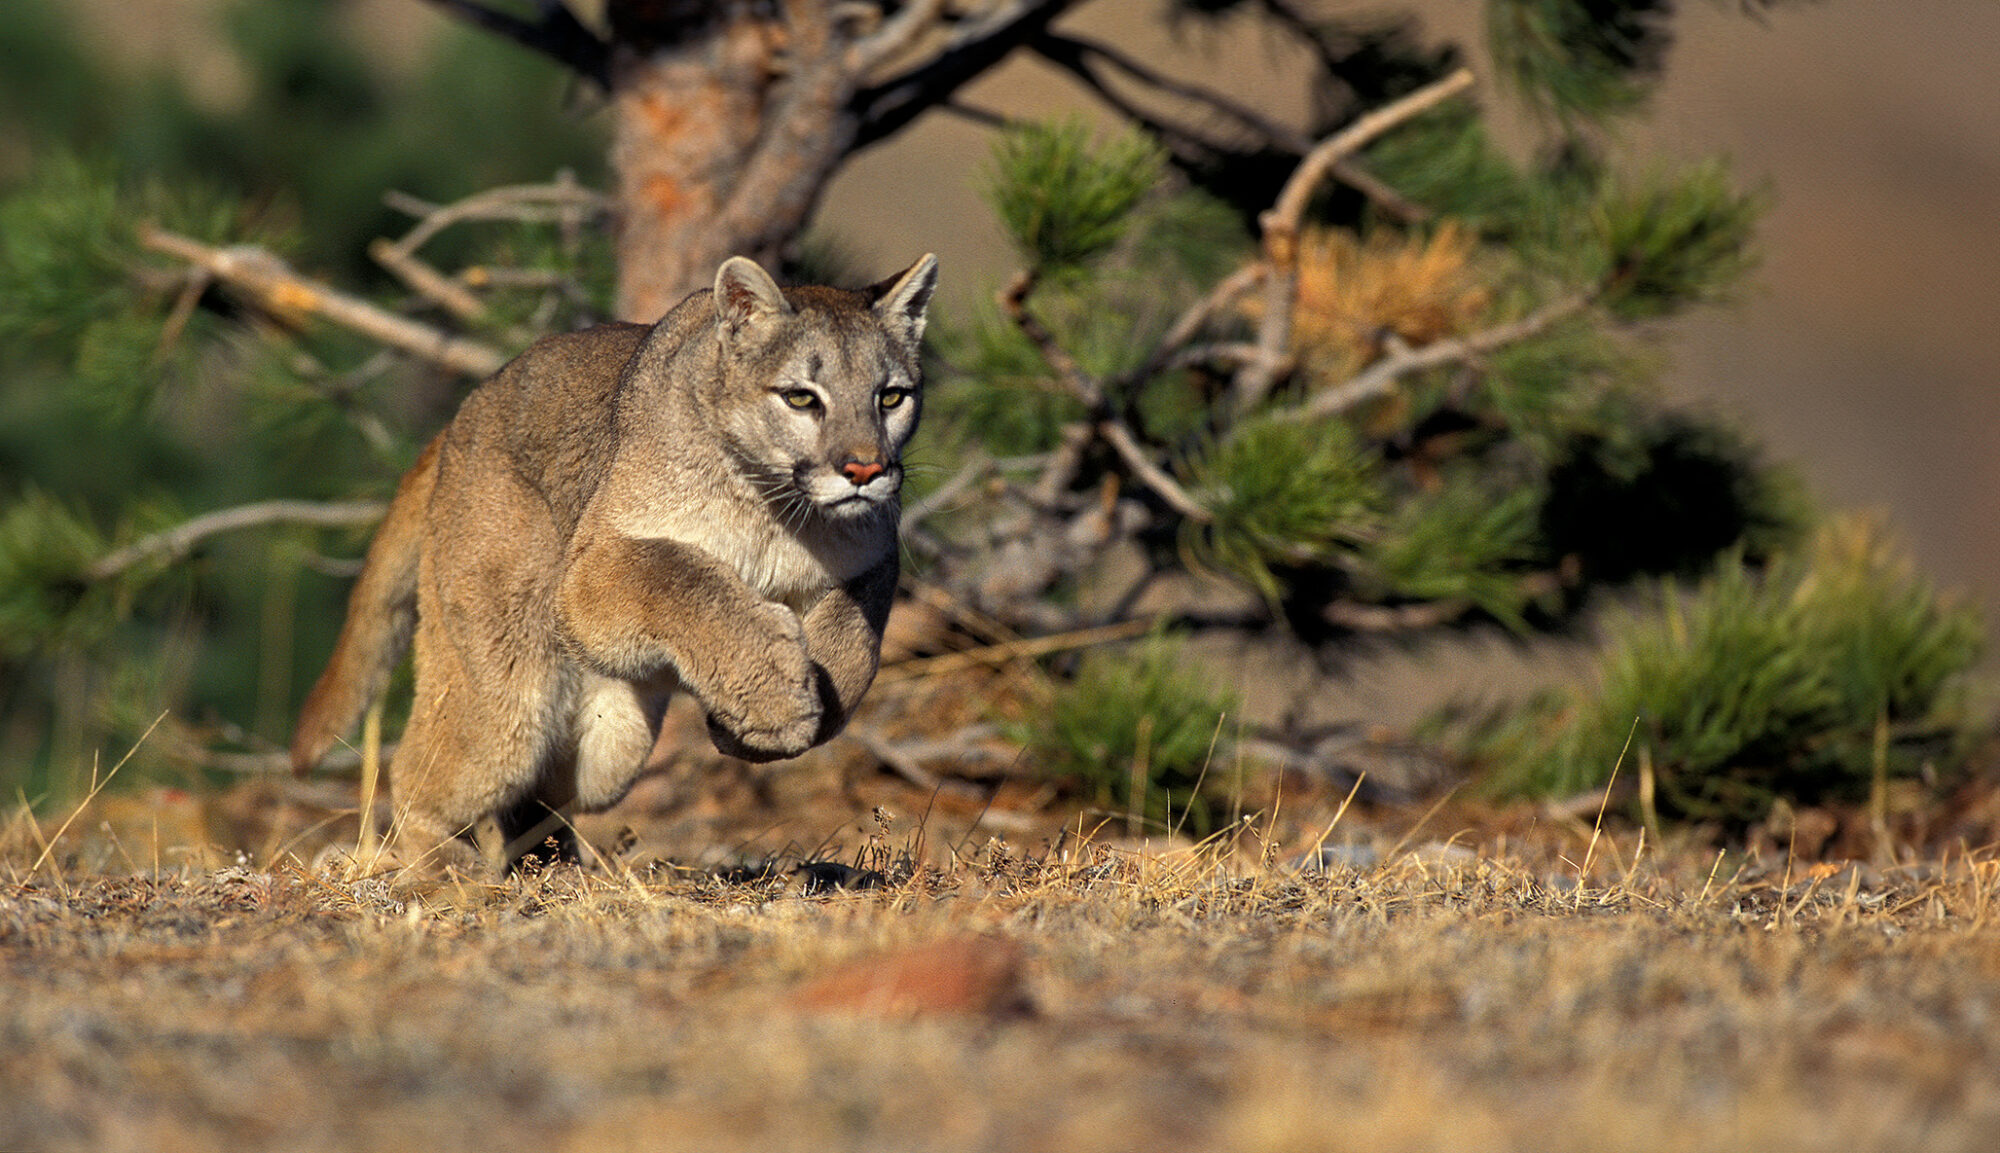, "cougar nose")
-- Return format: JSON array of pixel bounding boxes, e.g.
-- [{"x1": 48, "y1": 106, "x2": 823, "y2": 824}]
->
[{"x1": 841, "y1": 459, "x2": 886, "y2": 486}]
